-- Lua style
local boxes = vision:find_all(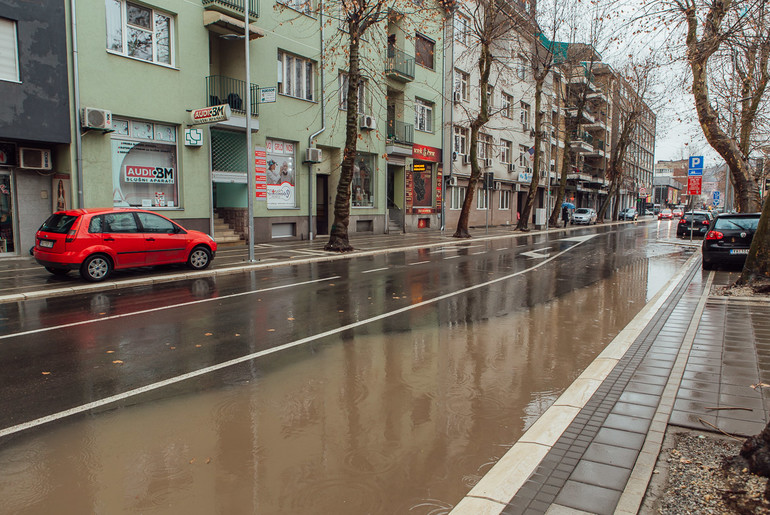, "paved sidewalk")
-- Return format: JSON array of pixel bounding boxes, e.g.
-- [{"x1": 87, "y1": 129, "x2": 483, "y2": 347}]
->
[{"x1": 451, "y1": 255, "x2": 770, "y2": 514}]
